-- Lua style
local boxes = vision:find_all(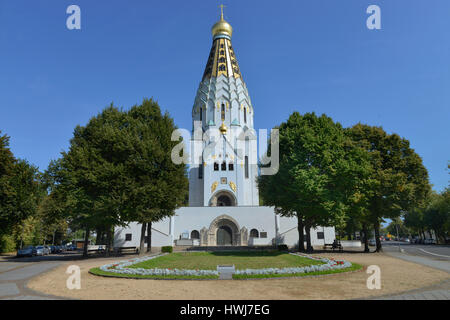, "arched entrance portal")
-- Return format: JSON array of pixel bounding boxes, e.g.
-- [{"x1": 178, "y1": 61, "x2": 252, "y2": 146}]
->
[
  {"x1": 217, "y1": 226, "x2": 233, "y2": 245},
  {"x1": 207, "y1": 214, "x2": 245, "y2": 246},
  {"x1": 209, "y1": 190, "x2": 237, "y2": 207}
]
